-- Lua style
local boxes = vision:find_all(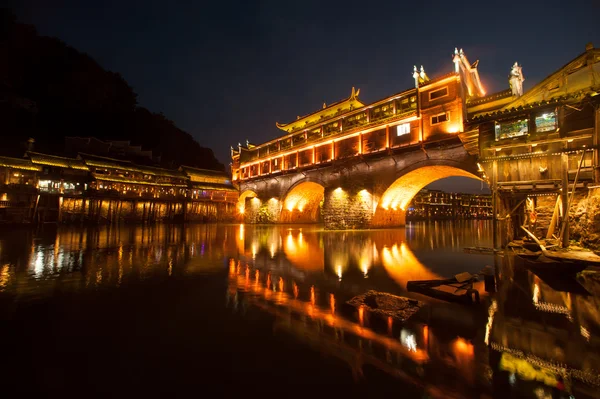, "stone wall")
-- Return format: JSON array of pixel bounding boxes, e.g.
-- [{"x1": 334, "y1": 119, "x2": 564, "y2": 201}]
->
[
  {"x1": 533, "y1": 194, "x2": 559, "y2": 239},
  {"x1": 243, "y1": 197, "x2": 281, "y2": 224},
  {"x1": 570, "y1": 187, "x2": 600, "y2": 250},
  {"x1": 322, "y1": 187, "x2": 373, "y2": 229}
]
